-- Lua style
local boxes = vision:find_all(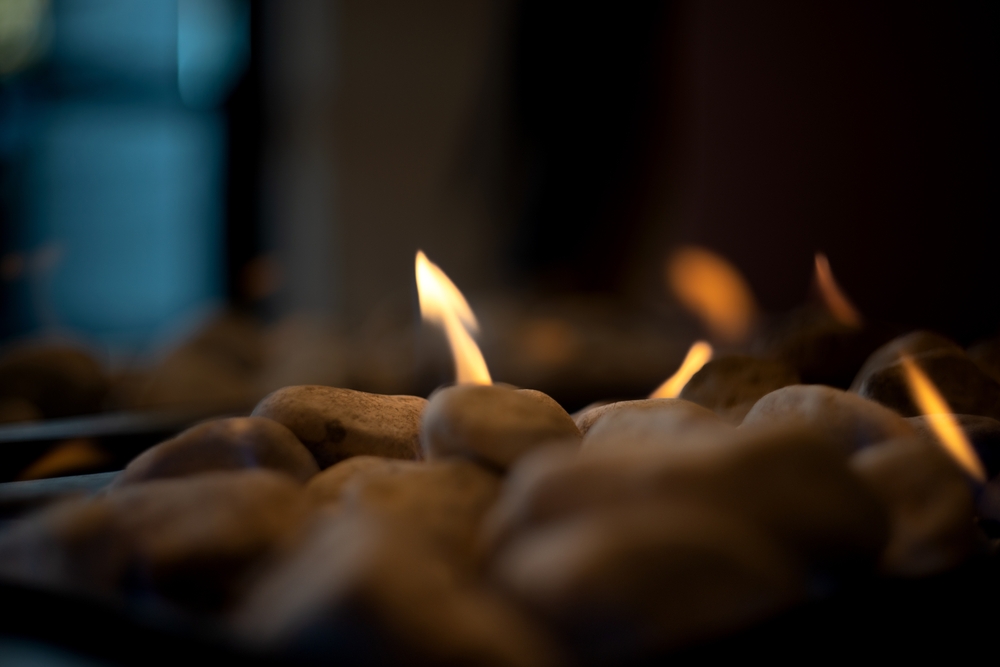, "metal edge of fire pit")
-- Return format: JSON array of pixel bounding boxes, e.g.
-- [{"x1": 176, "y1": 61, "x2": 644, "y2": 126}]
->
[{"x1": 0, "y1": 404, "x2": 251, "y2": 483}]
